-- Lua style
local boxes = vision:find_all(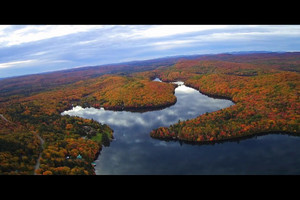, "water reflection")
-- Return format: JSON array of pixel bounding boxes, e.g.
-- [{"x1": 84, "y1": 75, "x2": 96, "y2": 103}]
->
[
  {"x1": 64, "y1": 84, "x2": 233, "y2": 129},
  {"x1": 62, "y1": 81, "x2": 235, "y2": 174},
  {"x1": 62, "y1": 81, "x2": 300, "y2": 175},
  {"x1": 153, "y1": 77, "x2": 162, "y2": 82}
]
